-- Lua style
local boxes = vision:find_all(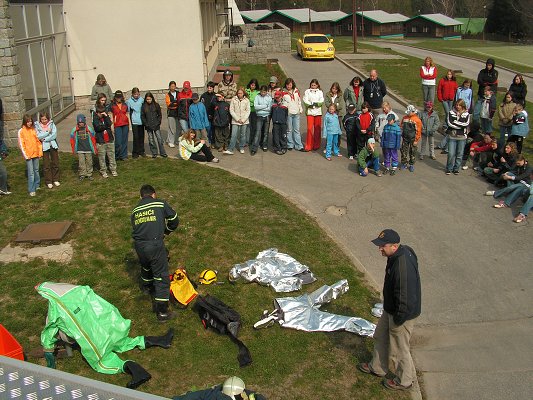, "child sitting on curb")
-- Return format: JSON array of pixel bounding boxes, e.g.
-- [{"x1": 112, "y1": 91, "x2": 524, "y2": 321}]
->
[{"x1": 358, "y1": 138, "x2": 382, "y2": 177}]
